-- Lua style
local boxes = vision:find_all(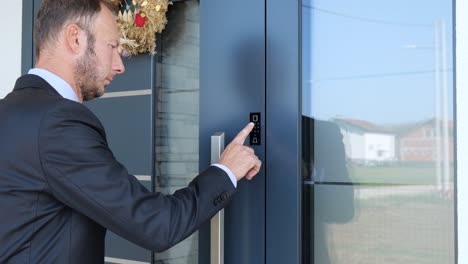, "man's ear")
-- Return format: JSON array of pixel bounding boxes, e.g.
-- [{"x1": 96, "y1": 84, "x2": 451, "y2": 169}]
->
[{"x1": 64, "y1": 24, "x2": 86, "y2": 55}]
